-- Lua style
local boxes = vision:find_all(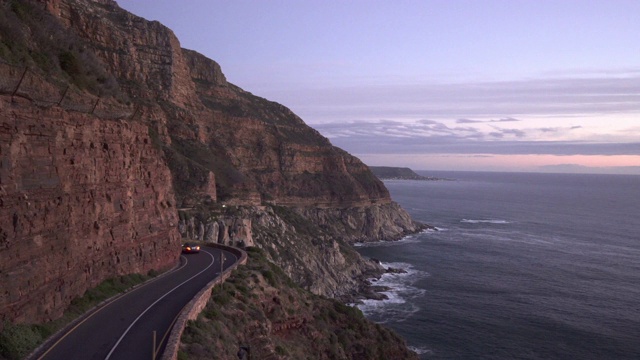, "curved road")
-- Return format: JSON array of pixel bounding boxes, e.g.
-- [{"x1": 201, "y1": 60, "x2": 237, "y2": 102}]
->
[{"x1": 31, "y1": 246, "x2": 237, "y2": 360}]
